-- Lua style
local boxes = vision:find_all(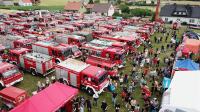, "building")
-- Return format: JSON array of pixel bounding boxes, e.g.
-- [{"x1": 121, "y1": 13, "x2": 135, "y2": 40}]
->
[
  {"x1": 18, "y1": 0, "x2": 32, "y2": 6},
  {"x1": 91, "y1": 3, "x2": 114, "y2": 16},
  {"x1": 160, "y1": 4, "x2": 200, "y2": 25},
  {"x1": 86, "y1": 4, "x2": 94, "y2": 13},
  {"x1": 64, "y1": 1, "x2": 86, "y2": 13},
  {"x1": 0, "y1": 0, "x2": 14, "y2": 6}
]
